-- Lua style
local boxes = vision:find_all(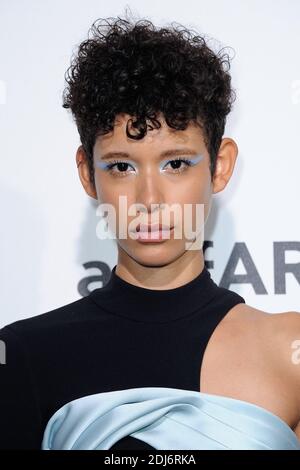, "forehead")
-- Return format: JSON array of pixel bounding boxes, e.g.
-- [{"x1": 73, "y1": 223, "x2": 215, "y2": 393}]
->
[{"x1": 94, "y1": 113, "x2": 205, "y2": 156}]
